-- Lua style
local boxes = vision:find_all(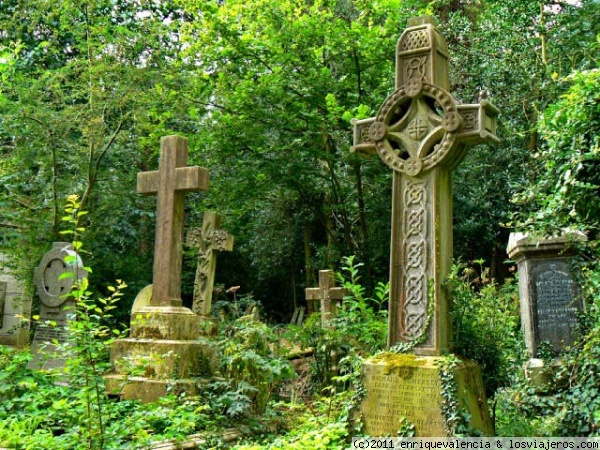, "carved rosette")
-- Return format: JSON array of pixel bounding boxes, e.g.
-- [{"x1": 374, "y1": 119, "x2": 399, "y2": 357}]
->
[{"x1": 402, "y1": 180, "x2": 428, "y2": 339}]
